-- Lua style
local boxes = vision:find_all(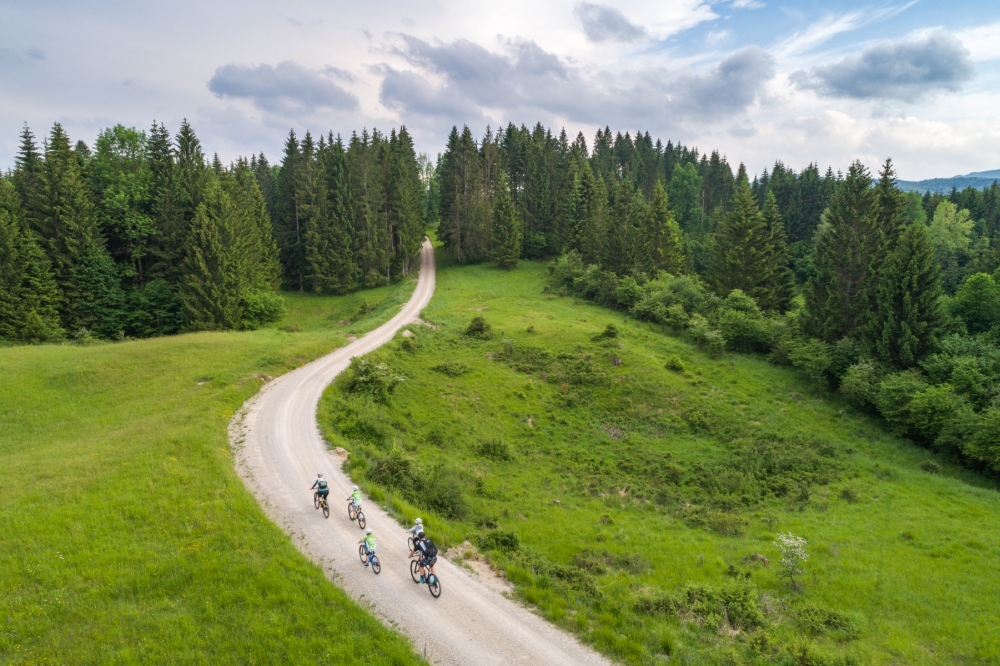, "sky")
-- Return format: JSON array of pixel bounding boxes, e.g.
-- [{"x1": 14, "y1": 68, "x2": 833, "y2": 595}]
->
[{"x1": 1, "y1": 0, "x2": 999, "y2": 180}]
